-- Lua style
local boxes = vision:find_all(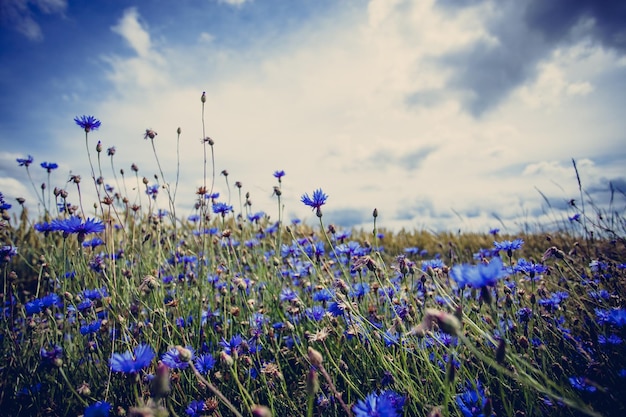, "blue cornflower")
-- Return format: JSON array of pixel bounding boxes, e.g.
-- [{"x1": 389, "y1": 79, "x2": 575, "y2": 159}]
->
[
  {"x1": 75, "y1": 115, "x2": 101, "y2": 132},
  {"x1": 146, "y1": 184, "x2": 159, "y2": 199},
  {"x1": 83, "y1": 237, "x2": 105, "y2": 248},
  {"x1": 194, "y1": 353, "x2": 216, "y2": 374},
  {"x1": 16, "y1": 155, "x2": 34, "y2": 167},
  {"x1": 279, "y1": 288, "x2": 298, "y2": 302},
  {"x1": 489, "y1": 228, "x2": 500, "y2": 236},
  {"x1": 327, "y1": 301, "x2": 345, "y2": 317},
  {"x1": 569, "y1": 376, "x2": 597, "y2": 392},
  {"x1": 422, "y1": 258, "x2": 445, "y2": 272},
  {"x1": 80, "y1": 319, "x2": 102, "y2": 335},
  {"x1": 313, "y1": 288, "x2": 334, "y2": 302},
  {"x1": 34, "y1": 221, "x2": 57, "y2": 234},
  {"x1": 404, "y1": 247, "x2": 420, "y2": 255},
  {"x1": 350, "y1": 282, "x2": 370, "y2": 298},
  {"x1": 456, "y1": 381, "x2": 493, "y2": 417},
  {"x1": 110, "y1": 344, "x2": 155, "y2": 373},
  {"x1": 248, "y1": 211, "x2": 265, "y2": 223},
  {"x1": 353, "y1": 390, "x2": 405, "y2": 417},
  {"x1": 84, "y1": 401, "x2": 111, "y2": 417},
  {"x1": 0, "y1": 192, "x2": 11, "y2": 211},
  {"x1": 608, "y1": 308, "x2": 626, "y2": 327},
  {"x1": 598, "y1": 334, "x2": 623, "y2": 345},
  {"x1": 273, "y1": 170, "x2": 285, "y2": 179},
  {"x1": 517, "y1": 307, "x2": 532, "y2": 323},
  {"x1": 186, "y1": 400, "x2": 206, "y2": 417},
  {"x1": 212, "y1": 202, "x2": 233, "y2": 216},
  {"x1": 161, "y1": 346, "x2": 195, "y2": 369},
  {"x1": 493, "y1": 239, "x2": 524, "y2": 256},
  {"x1": 40, "y1": 162, "x2": 58, "y2": 172},
  {"x1": 450, "y1": 257, "x2": 507, "y2": 288},
  {"x1": 220, "y1": 335, "x2": 244, "y2": 356},
  {"x1": 40, "y1": 345, "x2": 63, "y2": 366},
  {"x1": 53, "y1": 216, "x2": 105, "y2": 235},
  {"x1": 513, "y1": 258, "x2": 547, "y2": 280},
  {"x1": 305, "y1": 305, "x2": 326, "y2": 321},
  {"x1": 301, "y1": 188, "x2": 328, "y2": 211},
  {"x1": 1, "y1": 245, "x2": 17, "y2": 263},
  {"x1": 569, "y1": 213, "x2": 581, "y2": 222}
]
